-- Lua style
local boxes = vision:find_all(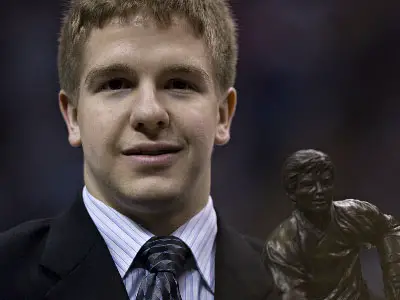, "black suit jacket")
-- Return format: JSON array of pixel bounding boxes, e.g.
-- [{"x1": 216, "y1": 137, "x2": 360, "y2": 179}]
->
[{"x1": 0, "y1": 195, "x2": 279, "y2": 300}]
